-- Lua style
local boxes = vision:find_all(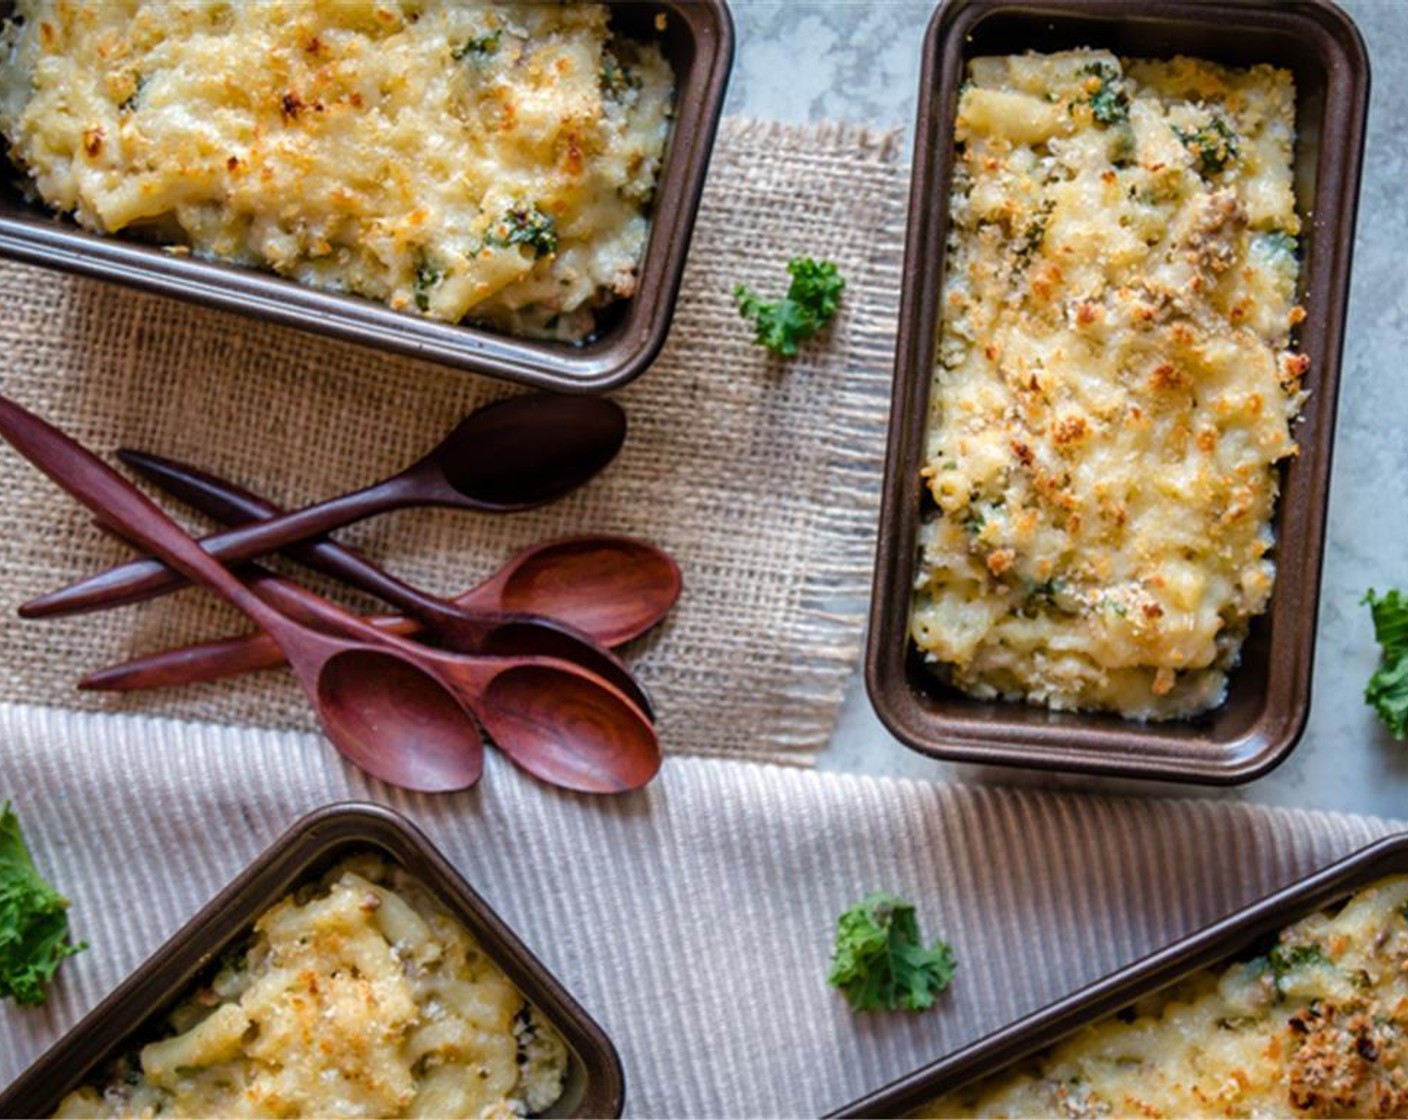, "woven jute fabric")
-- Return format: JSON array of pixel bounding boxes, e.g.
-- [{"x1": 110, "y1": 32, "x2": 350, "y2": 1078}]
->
[
  {"x1": 0, "y1": 118, "x2": 904, "y2": 765},
  {"x1": 1, "y1": 704, "x2": 1404, "y2": 1116}
]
